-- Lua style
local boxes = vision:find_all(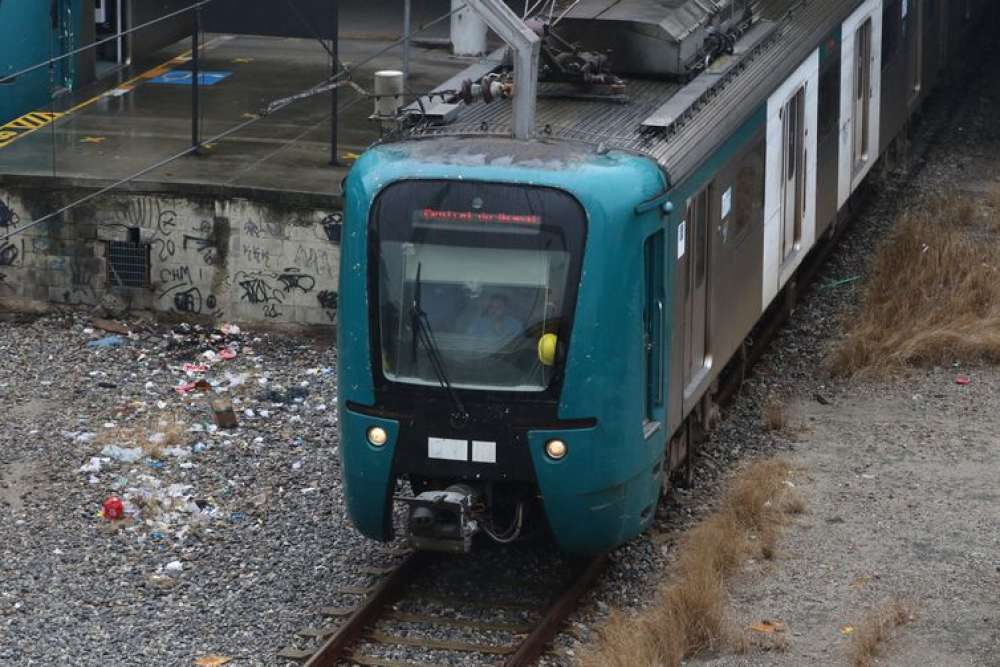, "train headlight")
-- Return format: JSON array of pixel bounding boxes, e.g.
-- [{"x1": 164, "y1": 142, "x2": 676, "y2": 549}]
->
[
  {"x1": 544, "y1": 439, "x2": 567, "y2": 460},
  {"x1": 367, "y1": 426, "x2": 388, "y2": 447}
]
